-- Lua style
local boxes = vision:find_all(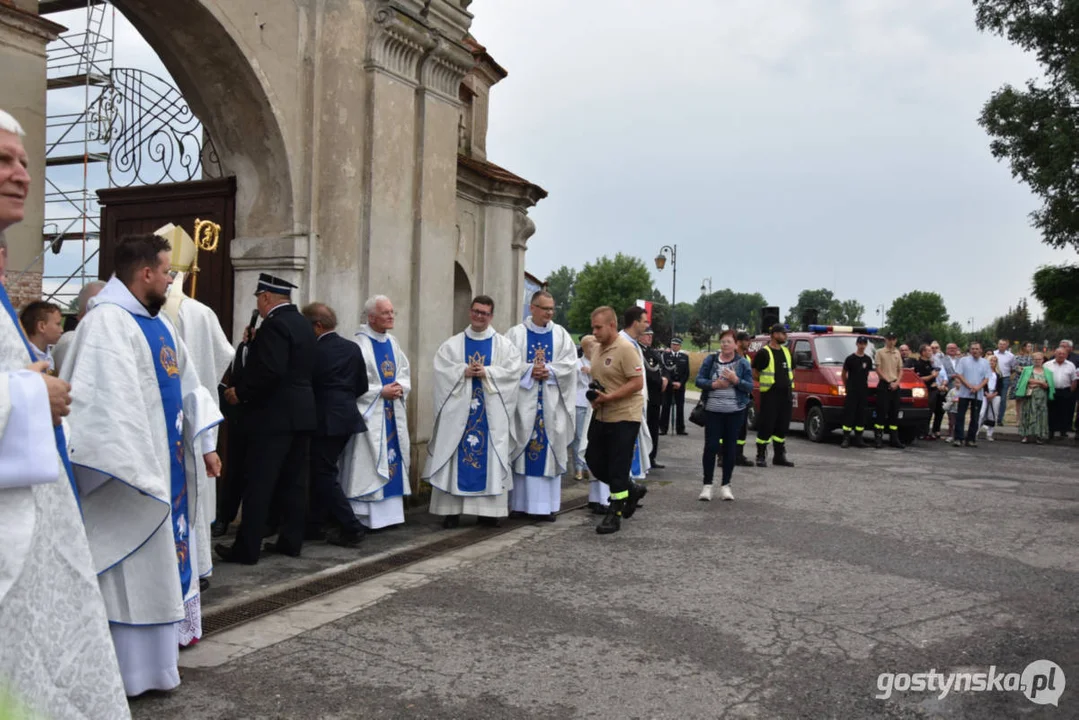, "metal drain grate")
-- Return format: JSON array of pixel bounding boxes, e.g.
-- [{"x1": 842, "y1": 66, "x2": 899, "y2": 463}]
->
[{"x1": 201, "y1": 496, "x2": 589, "y2": 637}]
